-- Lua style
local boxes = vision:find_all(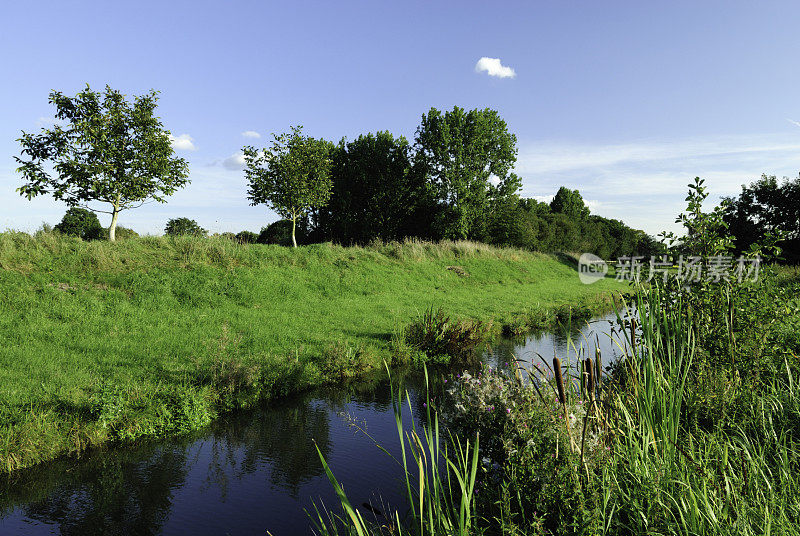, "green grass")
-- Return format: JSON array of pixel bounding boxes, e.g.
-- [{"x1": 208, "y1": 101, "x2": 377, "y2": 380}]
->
[{"x1": 0, "y1": 232, "x2": 623, "y2": 473}]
